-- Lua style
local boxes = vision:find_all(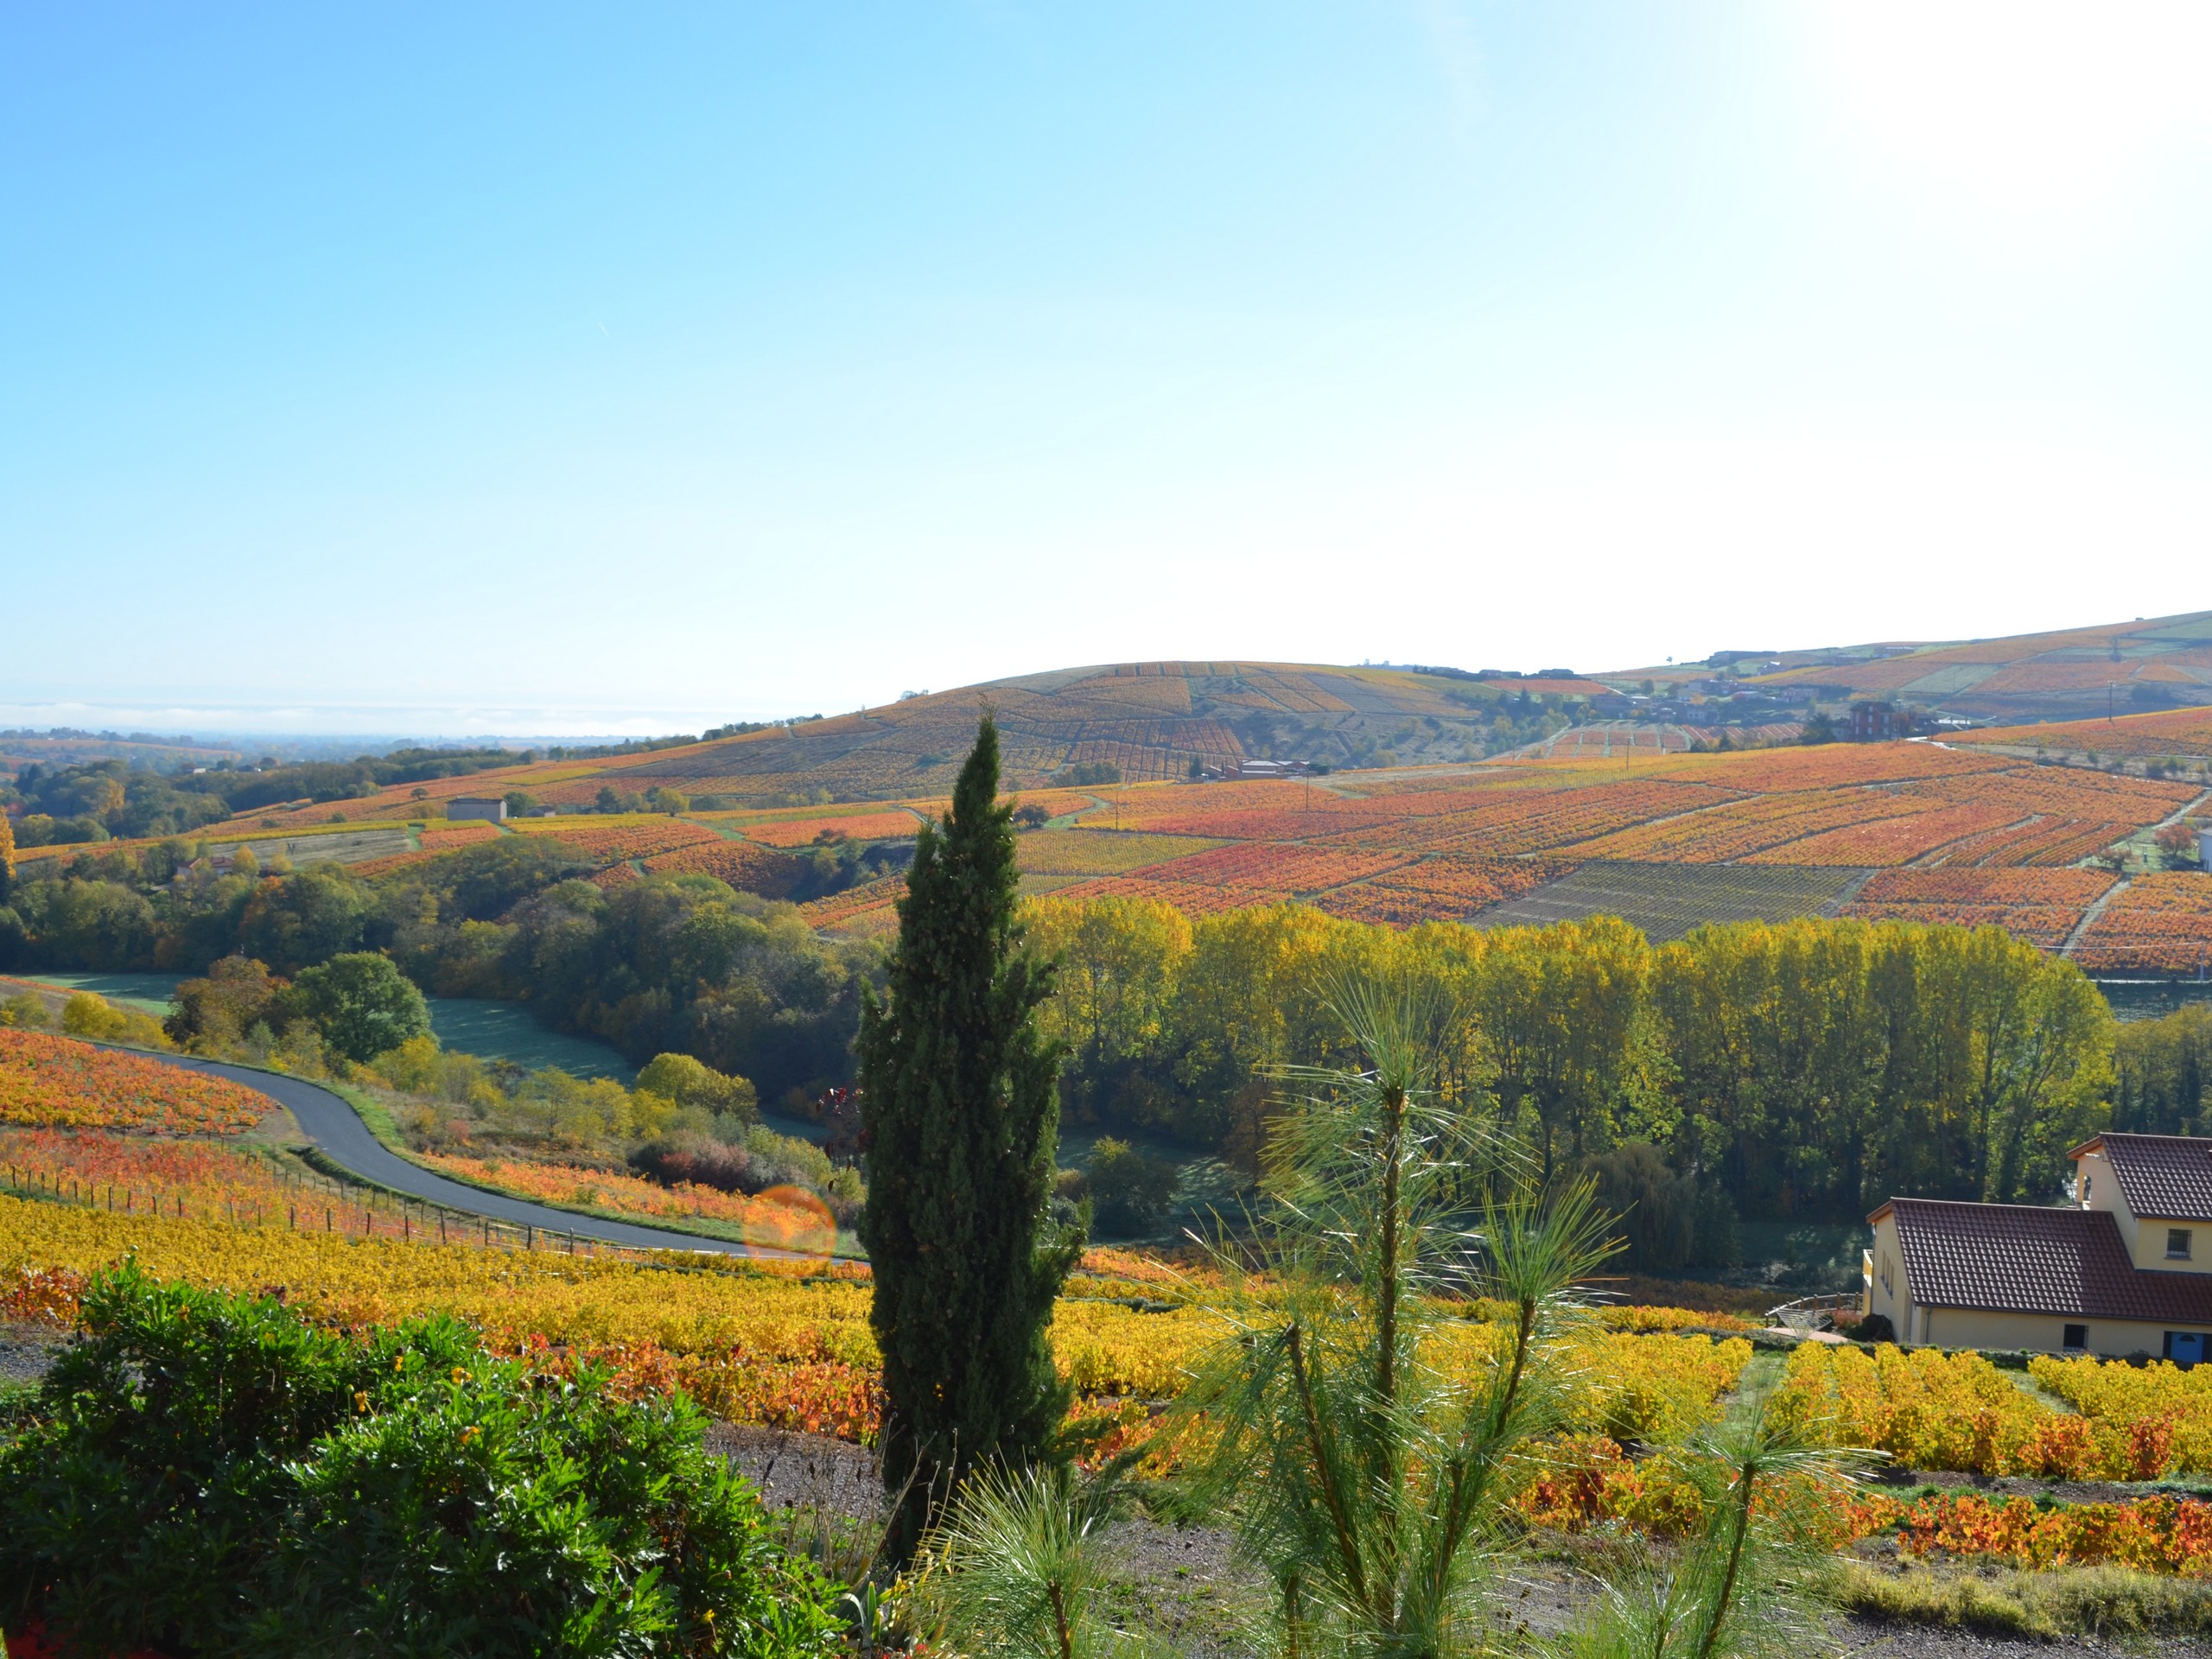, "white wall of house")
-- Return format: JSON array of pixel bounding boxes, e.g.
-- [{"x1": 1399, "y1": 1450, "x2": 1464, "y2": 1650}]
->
[
  {"x1": 1869, "y1": 1212, "x2": 1913, "y2": 1337},
  {"x1": 1916, "y1": 1307, "x2": 2179, "y2": 1357}
]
